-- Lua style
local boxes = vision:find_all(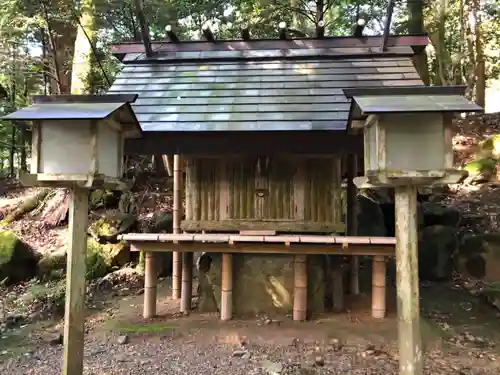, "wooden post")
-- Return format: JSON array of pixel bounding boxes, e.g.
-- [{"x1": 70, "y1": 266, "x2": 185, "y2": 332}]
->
[
  {"x1": 172, "y1": 154, "x2": 182, "y2": 299},
  {"x1": 372, "y1": 255, "x2": 386, "y2": 319},
  {"x1": 144, "y1": 252, "x2": 157, "y2": 319},
  {"x1": 395, "y1": 185, "x2": 423, "y2": 375},
  {"x1": 293, "y1": 254, "x2": 307, "y2": 321},
  {"x1": 62, "y1": 186, "x2": 88, "y2": 375},
  {"x1": 221, "y1": 253, "x2": 233, "y2": 321},
  {"x1": 347, "y1": 154, "x2": 360, "y2": 295},
  {"x1": 180, "y1": 252, "x2": 193, "y2": 313}
]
